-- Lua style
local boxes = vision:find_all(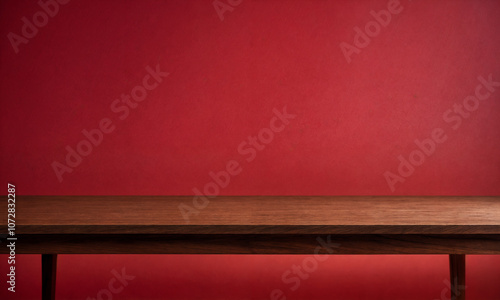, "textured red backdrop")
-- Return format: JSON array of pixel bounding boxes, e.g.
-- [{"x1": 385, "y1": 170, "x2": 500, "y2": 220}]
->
[{"x1": 1, "y1": 0, "x2": 499, "y2": 299}]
